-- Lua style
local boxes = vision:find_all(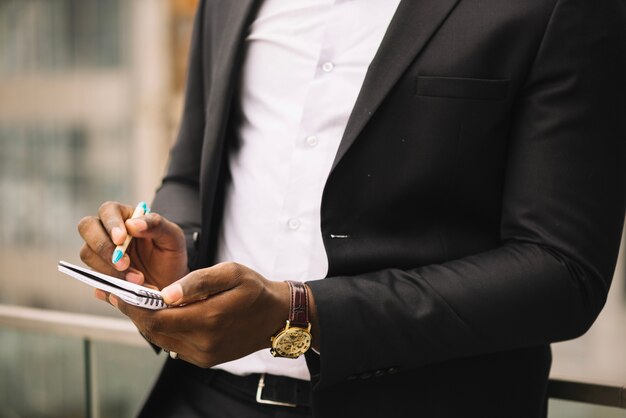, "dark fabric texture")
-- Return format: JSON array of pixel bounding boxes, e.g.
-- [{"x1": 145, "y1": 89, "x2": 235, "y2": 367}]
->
[
  {"x1": 145, "y1": 0, "x2": 626, "y2": 417},
  {"x1": 138, "y1": 359, "x2": 312, "y2": 418}
]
